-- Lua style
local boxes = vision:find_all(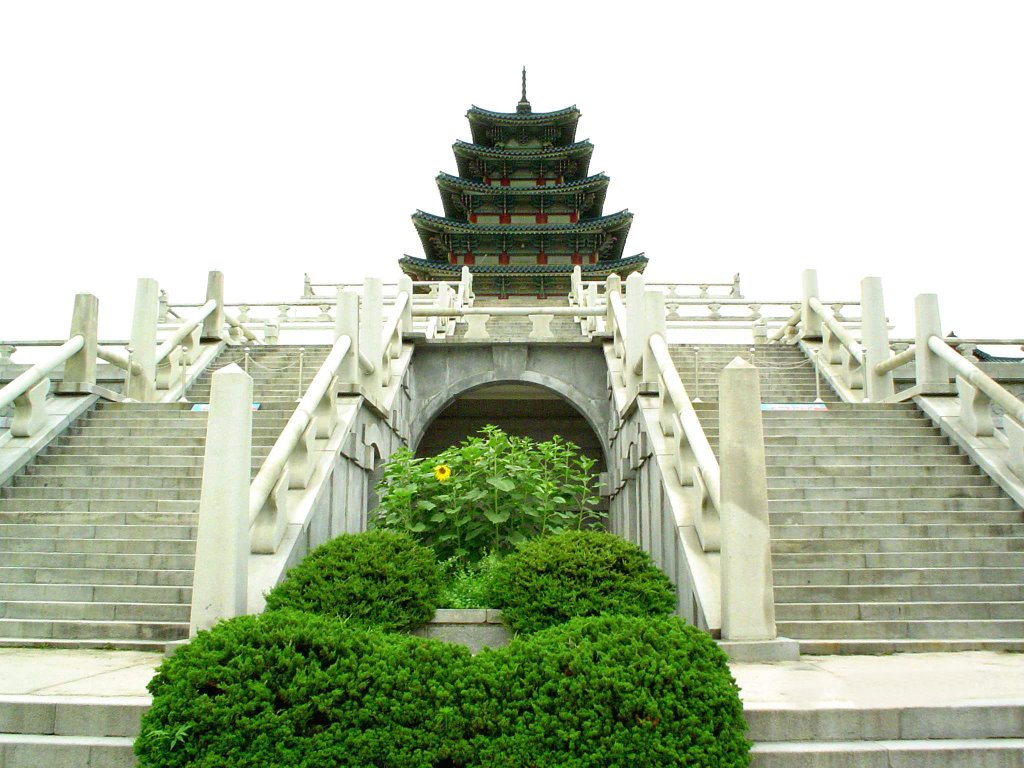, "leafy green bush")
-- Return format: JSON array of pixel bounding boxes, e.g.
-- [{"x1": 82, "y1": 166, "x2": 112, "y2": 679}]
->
[
  {"x1": 136, "y1": 610, "x2": 472, "y2": 768},
  {"x1": 438, "y1": 553, "x2": 503, "y2": 609},
  {"x1": 372, "y1": 425, "x2": 603, "y2": 562},
  {"x1": 263, "y1": 531, "x2": 440, "y2": 632},
  {"x1": 490, "y1": 530, "x2": 676, "y2": 633},
  {"x1": 465, "y1": 615, "x2": 750, "y2": 768}
]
